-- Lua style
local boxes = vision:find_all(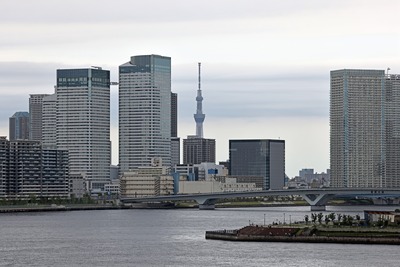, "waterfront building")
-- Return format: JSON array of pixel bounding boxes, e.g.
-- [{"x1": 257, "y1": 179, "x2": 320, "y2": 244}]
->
[
  {"x1": 104, "y1": 180, "x2": 120, "y2": 196},
  {"x1": 69, "y1": 175, "x2": 85, "y2": 199},
  {"x1": 119, "y1": 55, "x2": 171, "y2": 172},
  {"x1": 229, "y1": 139, "x2": 285, "y2": 190},
  {"x1": 9, "y1": 112, "x2": 29, "y2": 141},
  {"x1": 29, "y1": 94, "x2": 50, "y2": 141},
  {"x1": 120, "y1": 165, "x2": 174, "y2": 198},
  {"x1": 178, "y1": 177, "x2": 260, "y2": 194},
  {"x1": 330, "y1": 69, "x2": 400, "y2": 188},
  {"x1": 55, "y1": 68, "x2": 111, "y2": 191},
  {"x1": 0, "y1": 137, "x2": 69, "y2": 199}
]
